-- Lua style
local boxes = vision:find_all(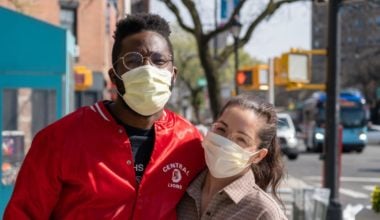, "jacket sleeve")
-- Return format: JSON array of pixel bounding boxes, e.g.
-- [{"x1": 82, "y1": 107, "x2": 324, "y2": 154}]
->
[{"x1": 3, "y1": 129, "x2": 62, "y2": 219}]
